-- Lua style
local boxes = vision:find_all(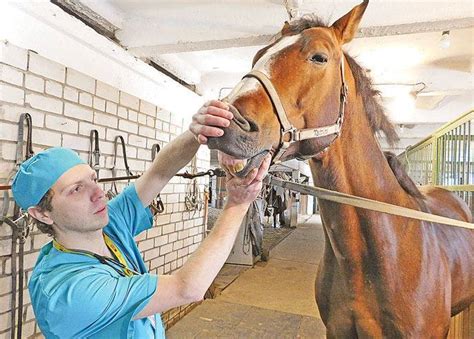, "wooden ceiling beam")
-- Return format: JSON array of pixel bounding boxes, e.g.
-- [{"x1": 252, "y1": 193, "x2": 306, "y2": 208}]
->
[{"x1": 128, "y1": 17, "x2": 474, "y2": 55}]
